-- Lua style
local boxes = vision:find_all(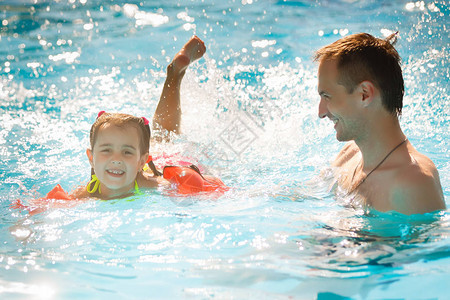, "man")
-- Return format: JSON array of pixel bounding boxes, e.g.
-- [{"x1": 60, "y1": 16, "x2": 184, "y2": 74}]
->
[{"x1": 314, "y1": 32, "x2": 445, "y2": 215}]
